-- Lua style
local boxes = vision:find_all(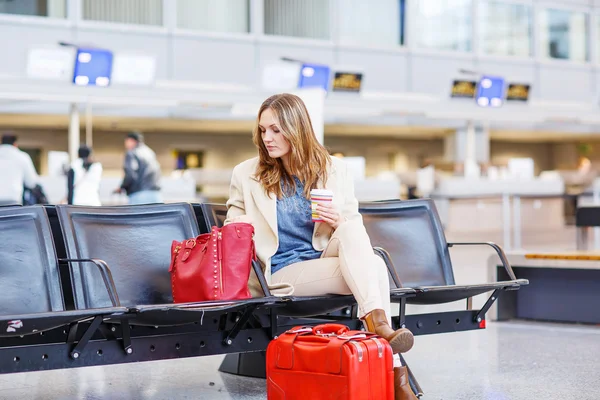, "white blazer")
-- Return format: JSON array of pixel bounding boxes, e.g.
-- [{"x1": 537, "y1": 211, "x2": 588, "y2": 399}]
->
[{"x1": 225, "y1": 156, "x2": 361, "y2": 296}]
